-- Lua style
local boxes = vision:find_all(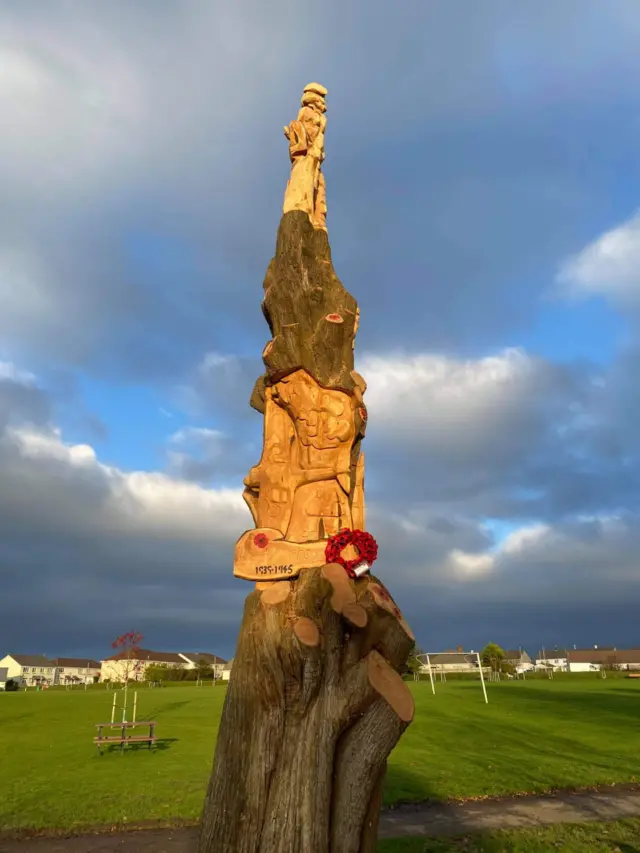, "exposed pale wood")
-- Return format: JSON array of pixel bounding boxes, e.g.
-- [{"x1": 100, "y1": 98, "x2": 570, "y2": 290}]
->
[
  {"x1": 260, "y1": 582, "x2": 291, "y2": 606},
  {"x1": 342, "y1": 602, "x2": 368, "y2": 628},
  {"x1": 351, "y1": 452, "x2": 366, "y2": 530},
  {"x1": 321, "y1": 562, "x2": 357, "y2": 614},
  {"x1": 367, "y1": 650, "x2": 415, "y2": 723},
  {"x1": 283, "y1": 83, "x2": 328, "y2": 231},
  {"x1": 293, "y1": 616, "x2": 320, "y2": 646},
  {"x1": 234, "y1": 527, "x2": 327, "y2": 581}
]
